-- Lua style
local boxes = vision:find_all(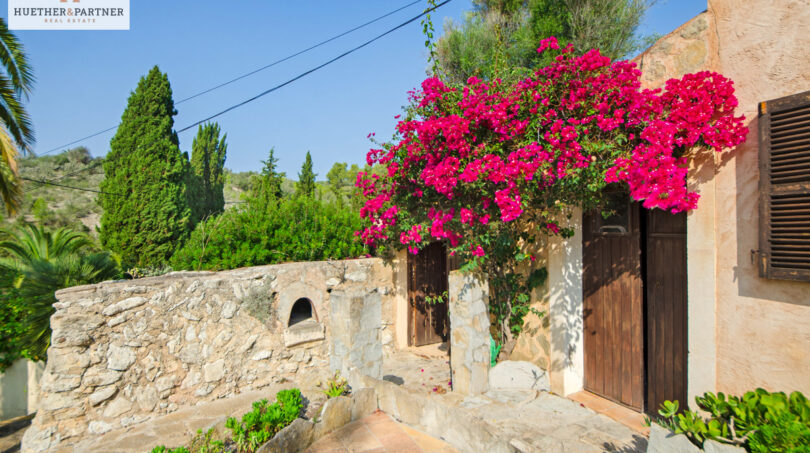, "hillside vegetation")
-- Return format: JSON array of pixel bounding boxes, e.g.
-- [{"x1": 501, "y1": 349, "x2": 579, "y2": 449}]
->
[{"x1": 5, "y1": 147, "x2": 360, "y2": 235}]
